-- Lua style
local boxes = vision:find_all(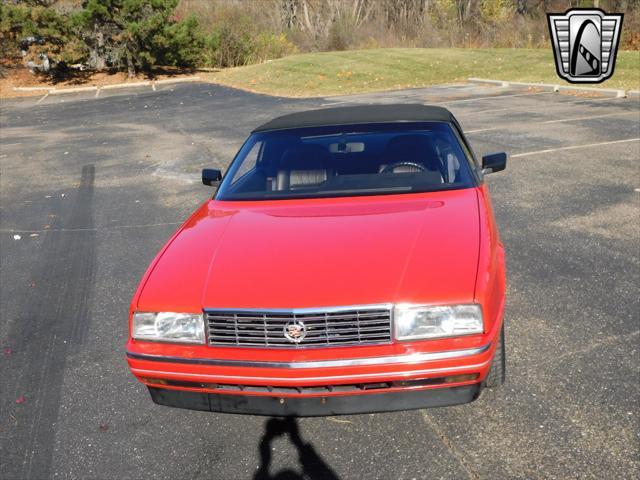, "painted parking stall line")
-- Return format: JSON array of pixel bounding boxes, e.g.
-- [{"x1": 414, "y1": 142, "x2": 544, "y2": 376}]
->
[
  {"x1": 465, "y1": 127, "x2": 499, "y2": 133},
  {"x1": 464, "y1": 110, "x2": 640, "y2": 134},
  {"x1": 511, "y1": 138, "x2": 640, "y2": 158},
  {"x1": 1, "y1": 221, "x2": 183, "y2": 235},
  {"x1": 458, "y1": 107, "x2": 515, "y2": 116},
  {"x1": 541, "y1": 111, "x2": 639, "y2": 124},
  {"x1": 437, "y1": 91, "x2": 553, "y2": 105}
]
